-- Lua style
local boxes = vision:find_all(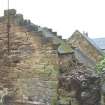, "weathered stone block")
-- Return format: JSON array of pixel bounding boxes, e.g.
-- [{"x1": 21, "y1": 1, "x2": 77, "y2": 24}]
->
[{"x1": 4, "y1": 9, "x2": 16, "y2": 16}]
